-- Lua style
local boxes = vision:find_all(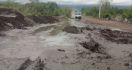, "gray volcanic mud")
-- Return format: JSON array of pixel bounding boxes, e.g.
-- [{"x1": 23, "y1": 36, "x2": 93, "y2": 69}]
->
[{"x1": 0, "y1": 19, "x2": 132, "y2": 70}]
